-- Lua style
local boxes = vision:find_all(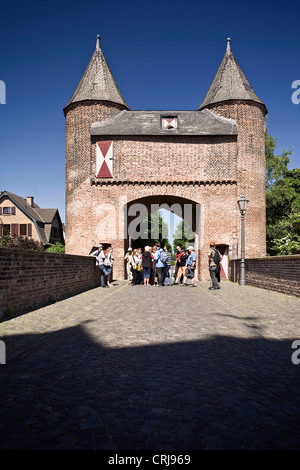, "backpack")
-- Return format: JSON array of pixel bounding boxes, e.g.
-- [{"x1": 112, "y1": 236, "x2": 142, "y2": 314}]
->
[
  {"x1": 213, "y1": 249, "x2": 221, "y2": 265},
  {"x1": 159, "y1": 250, "x2": 168, "y2": 264}
]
